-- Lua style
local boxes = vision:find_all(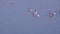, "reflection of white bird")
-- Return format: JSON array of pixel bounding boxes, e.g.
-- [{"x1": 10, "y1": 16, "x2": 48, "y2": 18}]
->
[{"x1": 33, "y1": 11, "x2": 40, "y2": 18}]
